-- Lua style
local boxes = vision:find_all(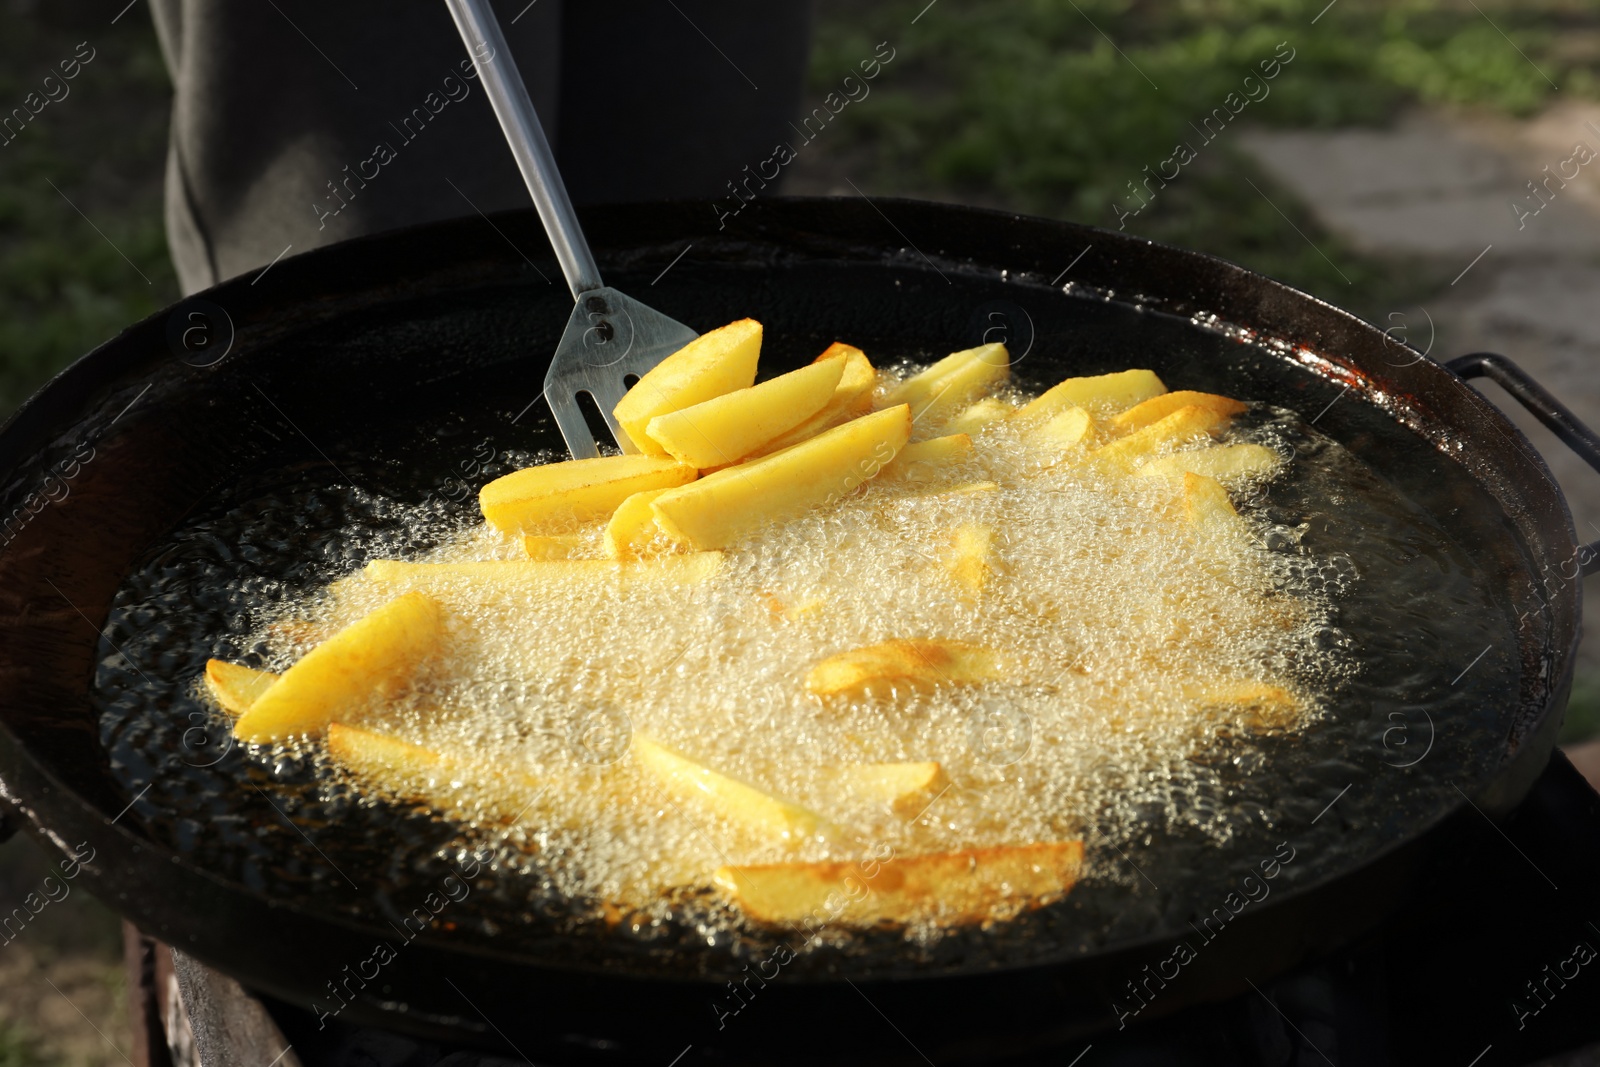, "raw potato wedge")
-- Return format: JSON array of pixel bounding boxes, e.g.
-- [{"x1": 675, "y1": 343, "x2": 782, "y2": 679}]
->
[
  {"x1": 1111, "y1": 390, "x2": 1247, "y2": 436},
  {"x1": 604, "y1": 487, "x2": 678, "y2": 560},
  {"x1": 632, "y1": 734, "x2": 838, "y2": 844},
  {"x1": 645, "y1": 357, "x2": 845, "y2": 468},
  {"x1": 650, "y1": 405, "x2": 912, "y2": 551},
  {"x1": 522, "y1": 533, "x2": 588, "y2": 560},
  {"x1": 1136, "y1": 443, "x2": 1283, "y2": 484},
  {"x1": 941, "y1": 523, "x2": 998, "y2": 600},
  {"x1": 883, "y1": 433, "x2": 973, "y2": 482},
  {"x1": 233, "y1": 592, "x2": 444, "y2": 744},
  {"x1": 1014, "y1": 369, "x2": 1166, "y2": 422},
  {"x1": 880, "y1": 344, "x2": 1008, "y2": 425},
  {"x1": 748, "y1": 345, "x2": 877, "y2": 458},
  {"x1": 205, "y1": 659, "x2": 279, "y2": 718},
  {"x1": 613, "y1": 319, "x2": 763, "y2": 454},
  {"x1": 364, "y1": 553, "x2": 723, "y2": 590},
  {"x1": 480, "y1": 454, "x2": 696, "y2": 534},
  {"x1": 327, "y1": 723, "x2": 547, "y2": 825},
  {"x1": 714, "y1": 840, "x2": 1085, "y2": 926},
  {"x1": 945, "y1": 396, "x2": 1016, "y2": 437},
  {"x1": 824, "y1": 761, "x2": 948, "y2": 816},
  {"x1": 805, "y1": 638, "x2": 1003, "y2": 697},
  {"x1": 1092, "y1": 406, "x2": 1226, "y2": 471}
]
